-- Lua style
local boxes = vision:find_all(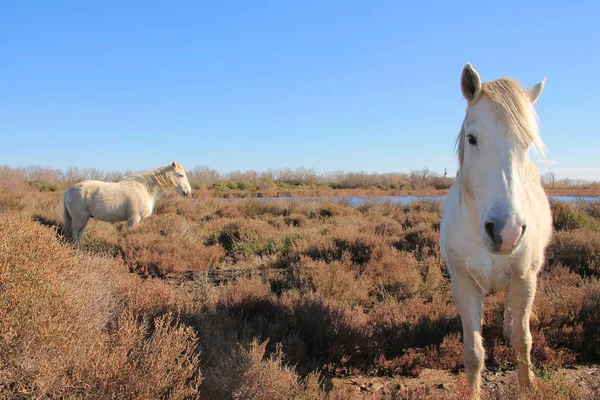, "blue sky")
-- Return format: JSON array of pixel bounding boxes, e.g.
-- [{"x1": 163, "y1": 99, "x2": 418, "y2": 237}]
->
[{"x1": 1, "y1": 1, "x2": 599, "y2": 179}]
